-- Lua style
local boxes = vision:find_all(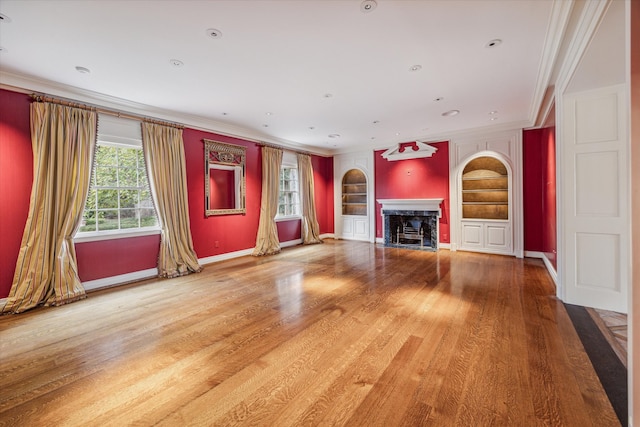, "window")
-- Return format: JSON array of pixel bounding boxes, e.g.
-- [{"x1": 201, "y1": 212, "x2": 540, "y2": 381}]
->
[
  {"x1": 277, "y1": 160, "x2": 300, "y2": 218},
  {"x1": 76, "y1": 115, "x2": 158, "y2": 238}
]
